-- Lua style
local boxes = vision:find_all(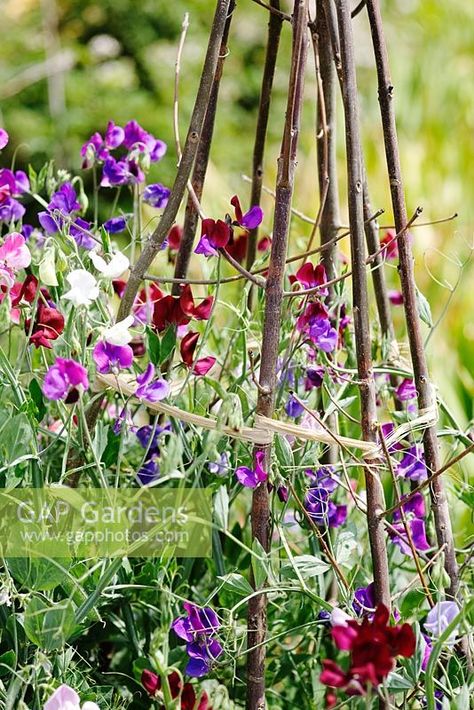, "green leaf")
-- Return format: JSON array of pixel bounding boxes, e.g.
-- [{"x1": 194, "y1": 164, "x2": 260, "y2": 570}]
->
[
  {"x1": 218, "y1": 573, "x2": 254, "y2": 597},
  {"x1": 251, "y1": 538, "x2": 269, "y2": 589},
  {"x1": 214, "y1": 486, "x2": 229, "y2": 531},
  {"x1": 281, "y1": 554, "x2": 330, "y2": 580},
  {"x1": 92, "y1": 421, "x2": 108, "y2": 461},
  {"x1": 160, "y1": 325, "x2": 176, "y2": 364},
  {"x1": 385, "y1": 671, "x2": 414, "y2": 692},
  {"x1": 274, "y1": 434, "x2": 294, "y2": 471},
  {"x1": 416, "y1": 287, "x2": 433, "y2": 327},
  {"x1": 28, "y1": 379, "x2": 46, "y2": 422},
  {"x1": 101, "y1": 427, "x2": 121, "y2": 468},
  {"x1": 335, "y1": 530, "x2": 358, "y2": 568},
  {"x1": 6, "y1": 557, "x2": 70, "y2": 591},
  {"x1": 0, "y1": 650, "x2": 16, "y2": 678},
  {"x1": 0, "y1": 413, "x2": 35, "y2": 465},
  {"x1": 23, "y1": 597, "x2": 75, "y2": 650},
  {"x1": 146, "y1": 326, "x2": 161, "y2": 366}
]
